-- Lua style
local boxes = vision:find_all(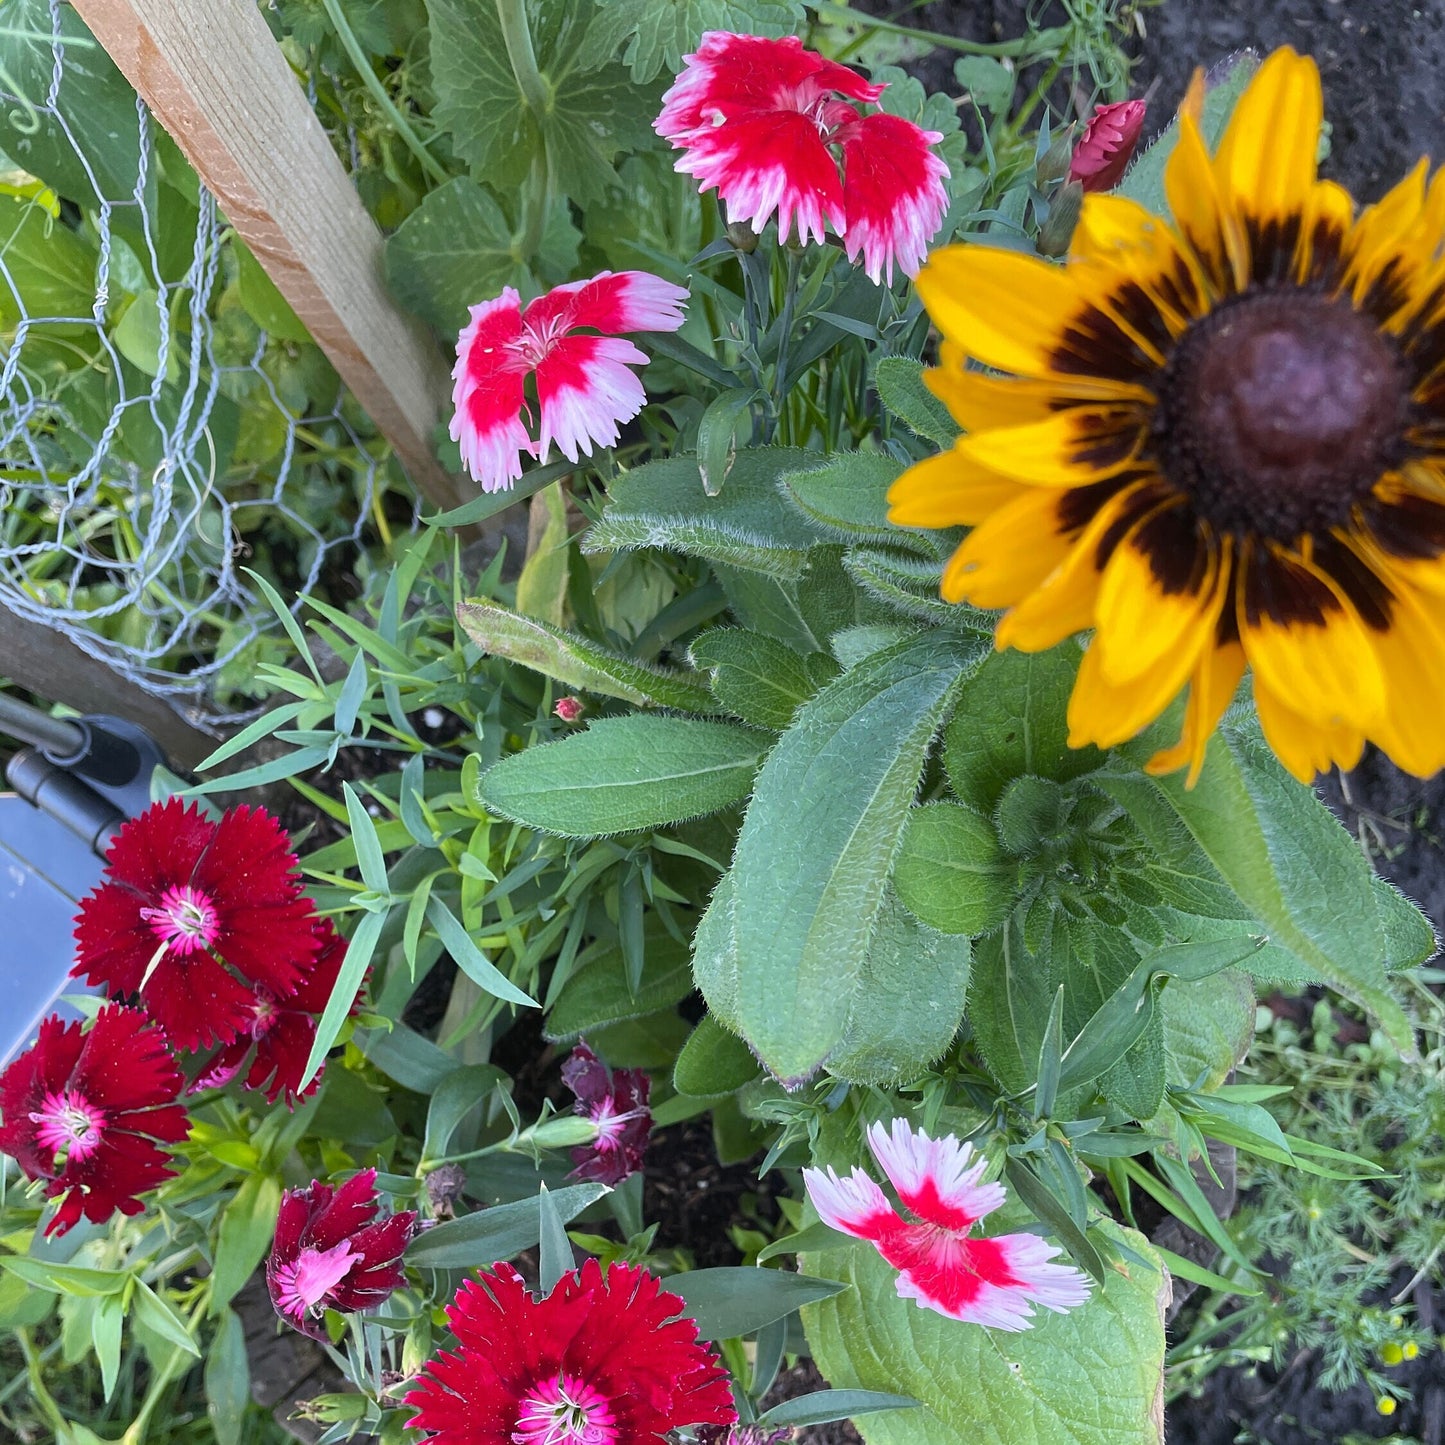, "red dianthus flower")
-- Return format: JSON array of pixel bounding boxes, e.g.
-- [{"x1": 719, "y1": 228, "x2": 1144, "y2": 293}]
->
[
  {"x1": 1068, "y1": 99, "x2": 1147, "y2": 192},
  {"x1": 405, "y1": 1259, "x2": 737, "y2": 1444},
  {"x1": 267, "y1": 1168, "x2": 419, "y2": 1339},
  {"x1": 72, "y1": 799, "x2": 318, "y2": 1051},
  {"x1": 0, "y1": 1005, "x2": 189, "y2": 1235},
  {"x1": 561, "y1": 1039, "x2": 651, "y2": 1186},
  {"x1": 656, "y1": 32, "x2": 949, "y2": 284},
  {"x1": 199, "y1": 920, "x2": 352, "y2": 1106}
]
